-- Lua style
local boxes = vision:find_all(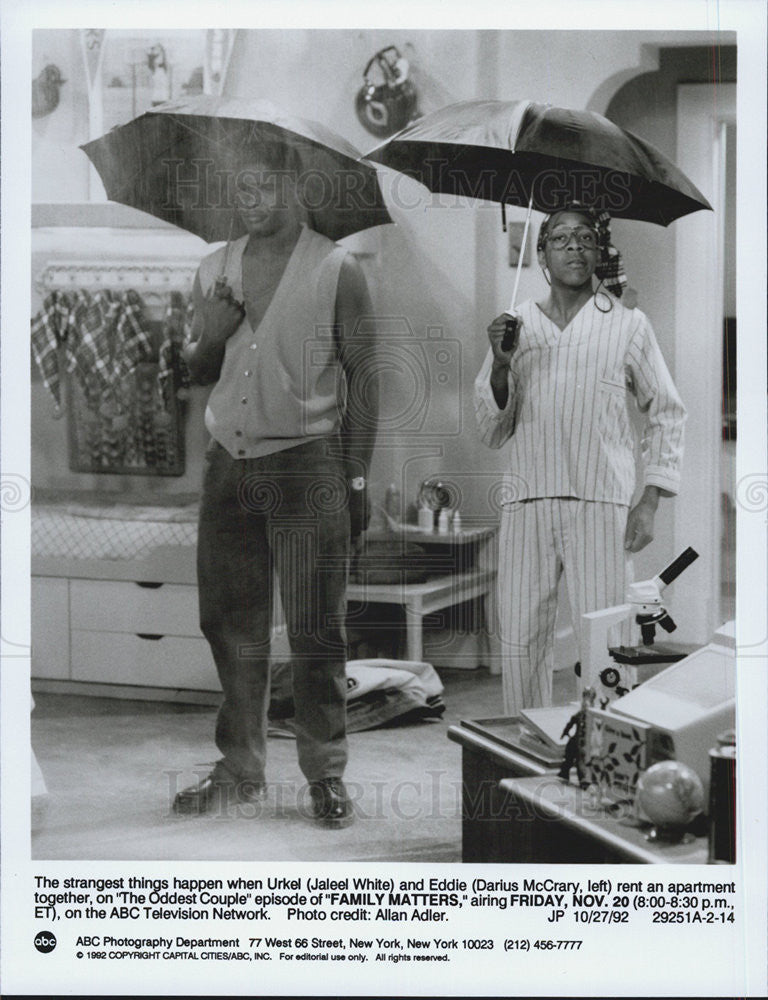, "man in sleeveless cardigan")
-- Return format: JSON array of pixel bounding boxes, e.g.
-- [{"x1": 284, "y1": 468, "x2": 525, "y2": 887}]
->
[{"x1": 174, "y1": 146, "x2": 378, "y2": 827}]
